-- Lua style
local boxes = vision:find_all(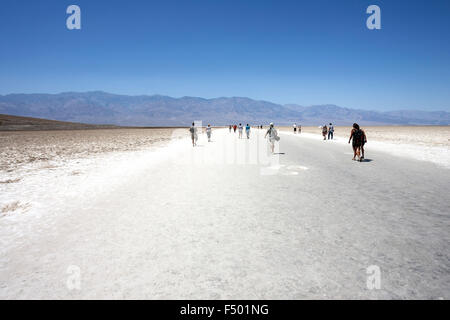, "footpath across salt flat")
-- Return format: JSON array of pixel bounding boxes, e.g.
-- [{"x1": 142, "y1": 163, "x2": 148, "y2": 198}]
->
[
  {"x1": 280, "y1": 130, "x2": 450, "y2": 169},
  {"x1": 0, "y1": 128, "x2": 449, "y2": 299}
]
